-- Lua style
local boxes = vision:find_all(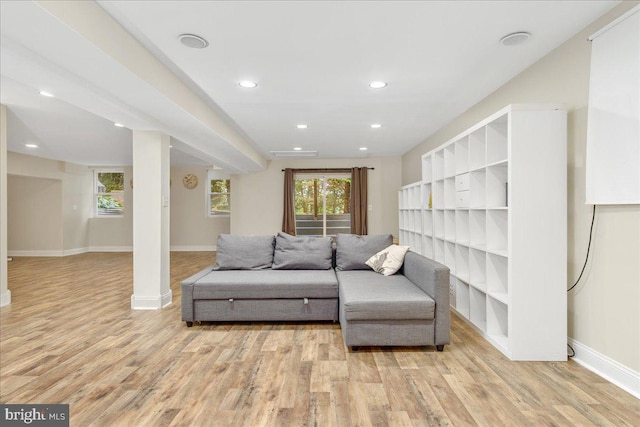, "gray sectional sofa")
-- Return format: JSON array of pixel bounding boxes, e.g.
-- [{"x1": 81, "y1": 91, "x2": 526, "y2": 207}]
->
[{"x1": 181, "y1": 232, "x2": 450, "y2": 351}]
